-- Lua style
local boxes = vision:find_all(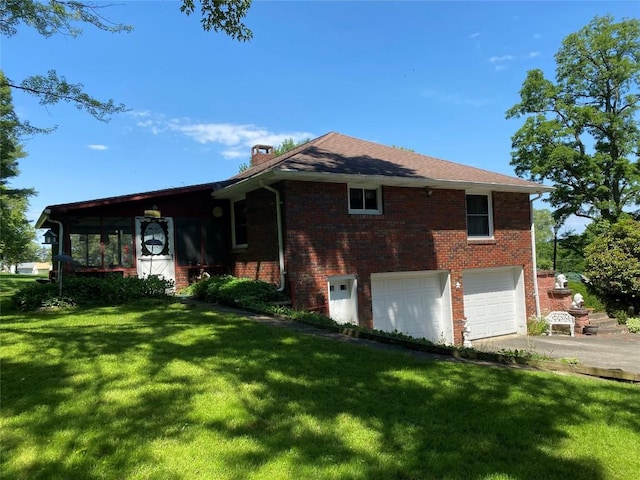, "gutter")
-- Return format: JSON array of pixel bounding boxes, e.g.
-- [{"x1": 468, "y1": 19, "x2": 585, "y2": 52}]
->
[
  {"x1": 260, "y1": 181, "x2": 286, "y2": 291},
  {"x1": 530, "y1": 193, "x2": 543, "y2": 318},
  {"x1": 213, "y1": 170, "x2": 554, "y2": 200}
]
